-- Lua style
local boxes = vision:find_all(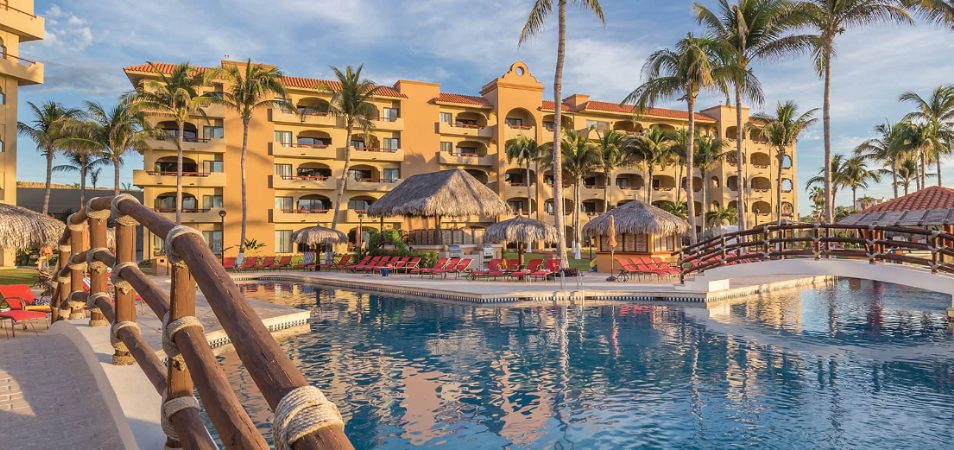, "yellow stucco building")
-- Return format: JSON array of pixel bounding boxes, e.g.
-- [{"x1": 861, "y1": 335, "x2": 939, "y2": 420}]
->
[
  {"x1": 0, "y1": 0, "x2": 43, "y2": 266},
  {"x1": 125, "y1": 60, "x2": 797, "y2": 260}
]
